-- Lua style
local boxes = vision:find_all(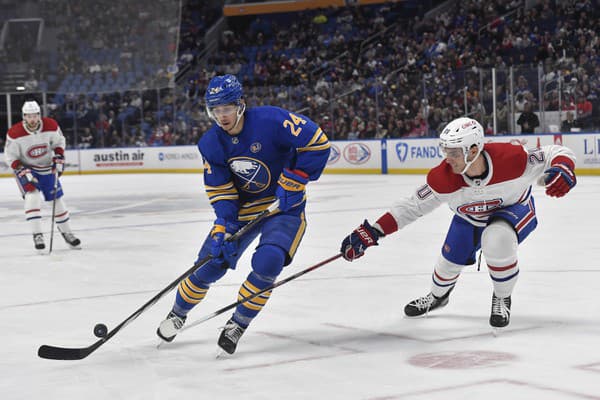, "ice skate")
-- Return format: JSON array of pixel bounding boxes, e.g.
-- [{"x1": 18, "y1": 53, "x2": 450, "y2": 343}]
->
[
  {"x1": 490, "y1": 293, "x2": 511, "y2": 328},
  {"x1": 157, "y1": 311, "x2": 187, "y2": 342},
  {"x1": 33, "y1": 233, "x2": 45, "y2": 250},
  {"x1": 217, "y1": 318, "x2": 246, "y2": 355},
  {"x1": 404, "y1": 287, "x2": 454, "y2": 317},
  {"x1": 61, "y1": 232, "x2": 81, "y2": 248}
]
